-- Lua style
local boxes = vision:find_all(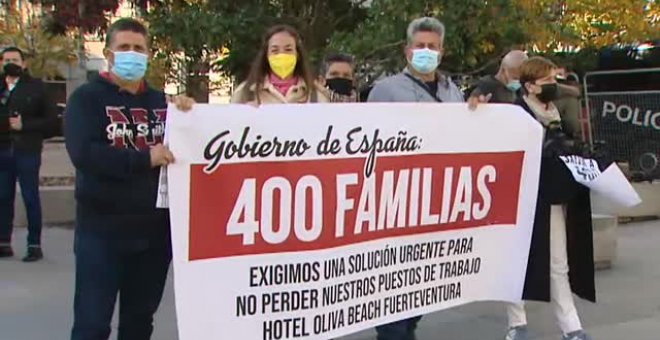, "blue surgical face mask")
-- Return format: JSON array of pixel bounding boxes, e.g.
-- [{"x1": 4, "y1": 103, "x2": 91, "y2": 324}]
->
[
  {"x1": 111, "y1": 51, "x2": 148, "y2": 81},
  {"x1": 410, "y1": 48, "x2": 440, "y2": 74},
  {"x1": 507, "y1": 80, "x2": 521, "y2": 91}
]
